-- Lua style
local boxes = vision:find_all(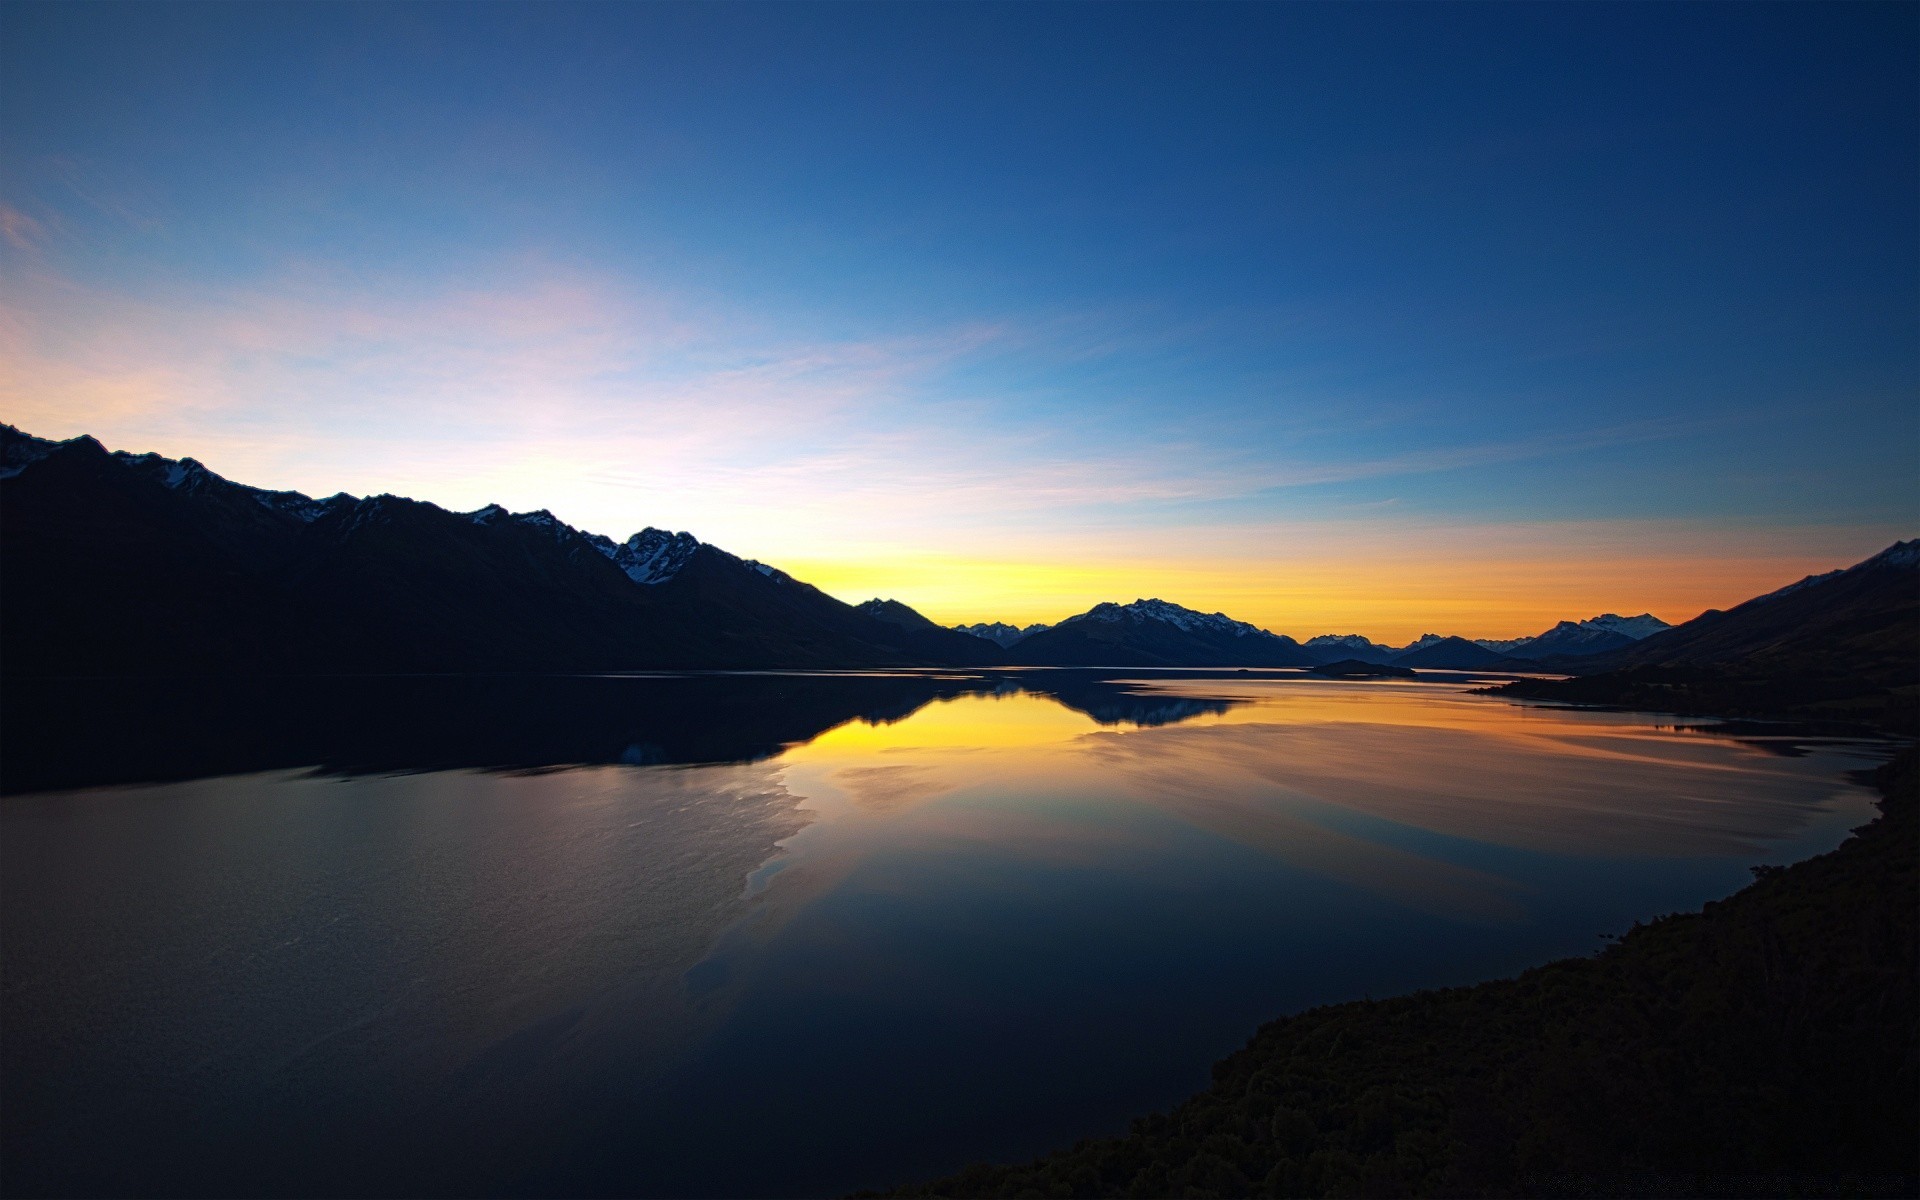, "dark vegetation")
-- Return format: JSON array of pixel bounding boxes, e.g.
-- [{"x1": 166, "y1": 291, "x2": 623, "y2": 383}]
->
[{"x1": 878, "y1": 749, "x2": 1919, "y2": 1198}]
